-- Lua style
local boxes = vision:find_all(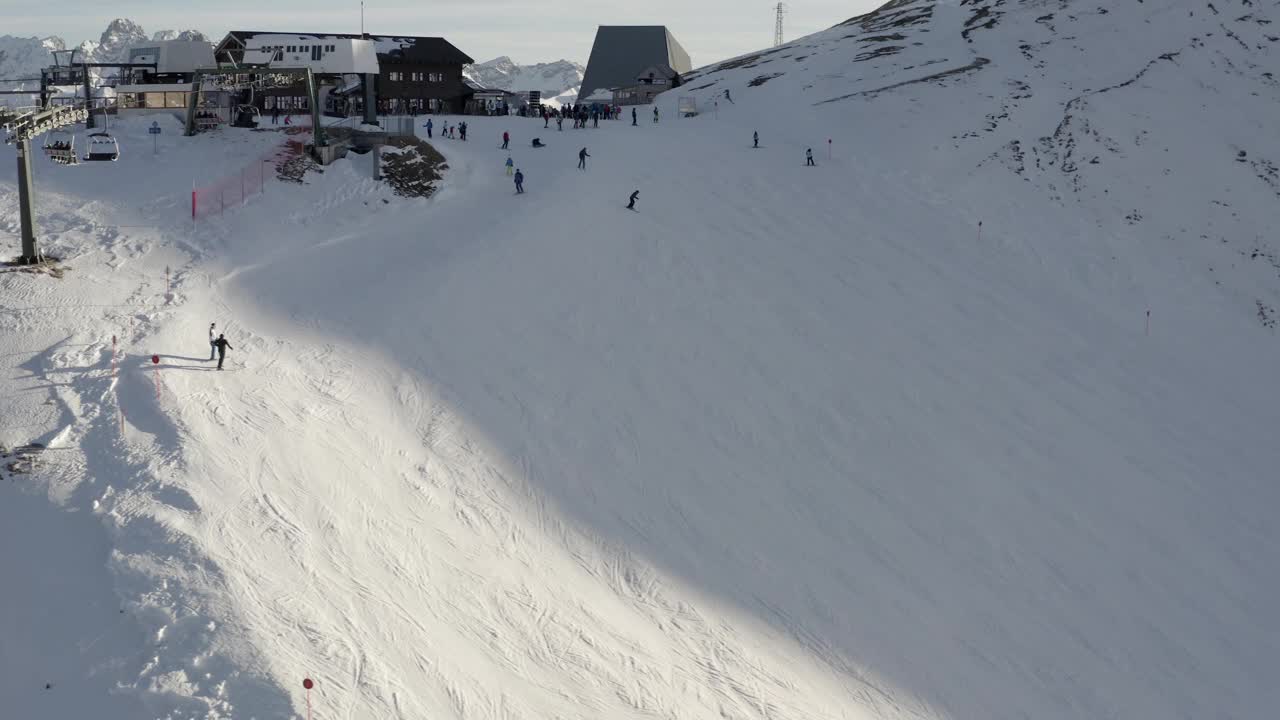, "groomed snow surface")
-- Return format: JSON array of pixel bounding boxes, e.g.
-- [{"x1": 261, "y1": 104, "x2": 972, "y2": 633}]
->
[{"x1": 3, "y1": 2, "x2": 1280, "y2": 719}]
